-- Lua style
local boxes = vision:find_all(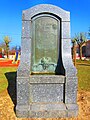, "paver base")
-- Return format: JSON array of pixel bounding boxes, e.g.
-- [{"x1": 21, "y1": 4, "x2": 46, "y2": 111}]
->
[{"x1": 16, "y1": 103, "x2": 78, "y2": 118}]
